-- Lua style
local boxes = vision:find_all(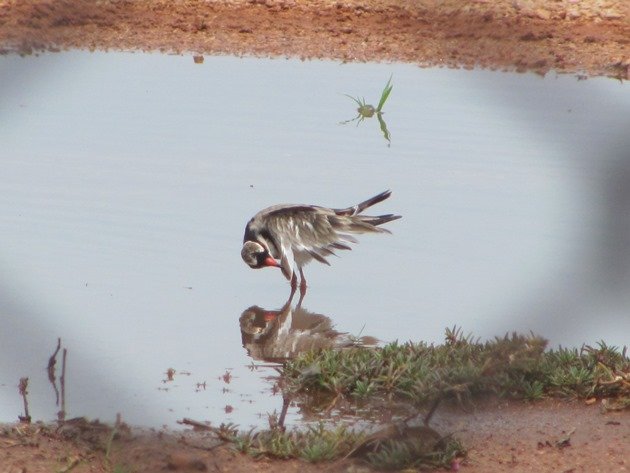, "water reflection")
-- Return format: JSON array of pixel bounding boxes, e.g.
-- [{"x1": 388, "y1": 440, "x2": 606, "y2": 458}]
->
[{"x1": 240, "y1": 295, "x2": 378, "y2": 363}]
